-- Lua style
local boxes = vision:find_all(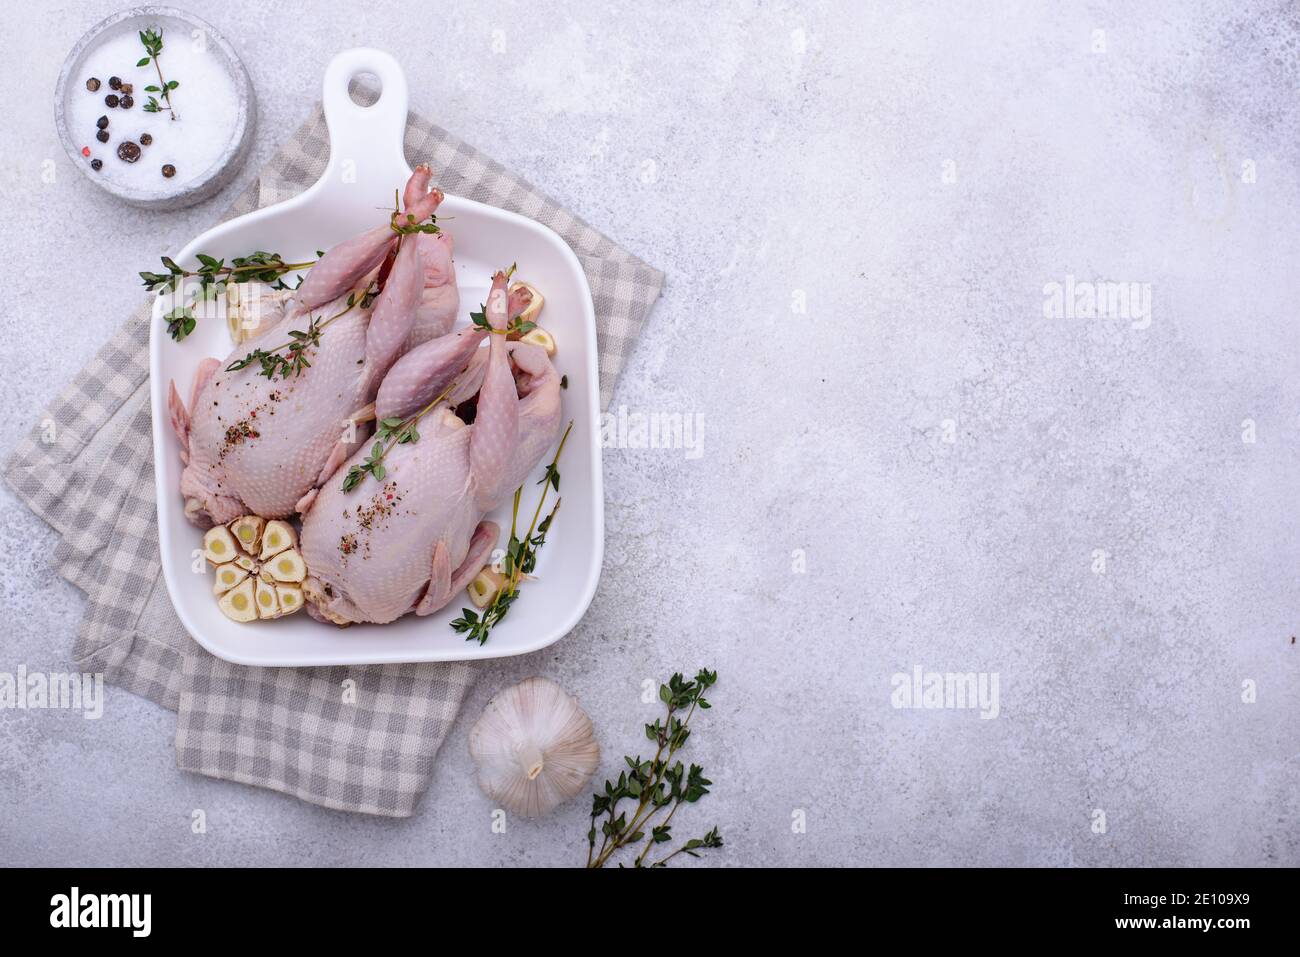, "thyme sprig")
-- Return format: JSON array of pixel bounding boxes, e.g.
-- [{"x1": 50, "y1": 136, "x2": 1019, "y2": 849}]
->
[
  {"x1": 162, "y1": 307, "x2": 196, "y2": 342},
  {"x1": 227, "y1": 314, "x2": 321, "y2": 379},
  {"x1": 466, "y1": 264, "x2": 534, "y2": 336},
  {"x1": 137, "y1": 28, "x2": 179, "y2": 119},
  {"x1": 586, "y1": 669, "x2": 722, "y2": 868},
  {"x1": 387, "y1": 188, "x2": 442, "y2": 237},
  {"x1": 141, "y1": 251, "x2": 317, "y2": 297},
  {"x1": 225, "y1": 285, "x2": 373, "y2": 380},
  {"x1": 340, "y1": 380, "x2": 458, "y2": 492},
  {"x1": 451, "y1": 421, "x2": 574, "y2": 644},
  {"x1": 389, "y1": 213, "x2": 442, "y2": 237},
  {"x1": 469, "y1": 305, "x2": 536, "y2": 338}
]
